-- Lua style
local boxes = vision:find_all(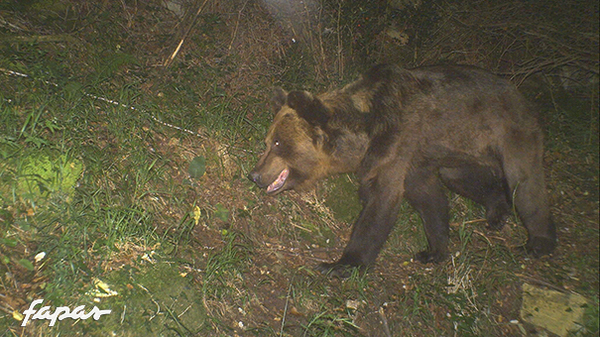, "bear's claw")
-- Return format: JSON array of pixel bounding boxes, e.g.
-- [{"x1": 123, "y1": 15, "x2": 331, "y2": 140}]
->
[
  {"x1": 524, "y1": 236, "x2": 556, "y2": 257},
  {"x1": 415, "y1": 250, "x2": 448, "y2": 264},
  {"x1": 315, "y1": 262, "x2": 360, "y2": 278}
]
